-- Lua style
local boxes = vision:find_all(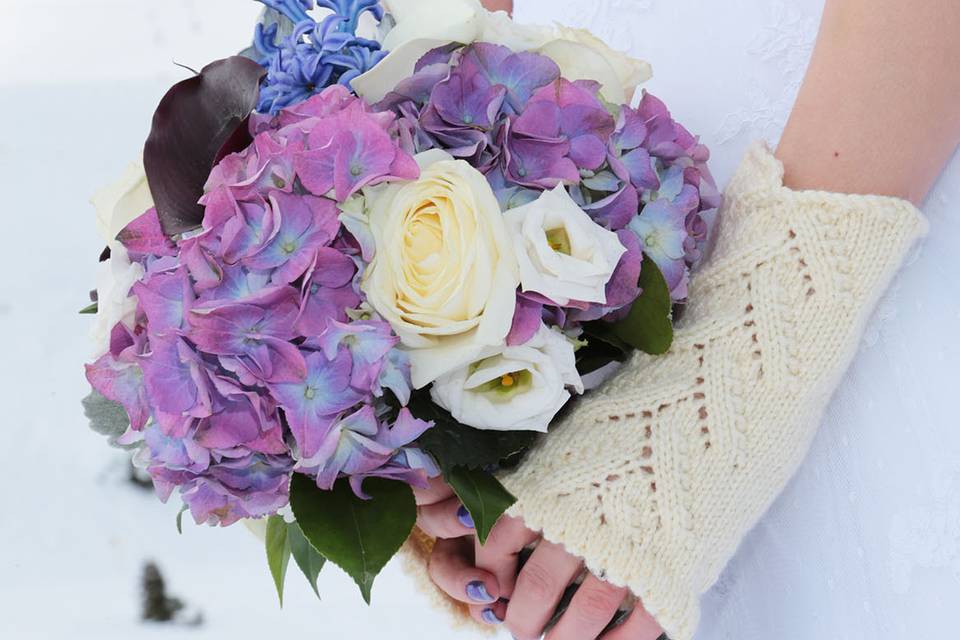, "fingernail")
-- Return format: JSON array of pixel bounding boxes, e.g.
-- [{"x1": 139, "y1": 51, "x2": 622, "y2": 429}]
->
[
  {"x1": 457, "y1": 505, "x2": 475, "y2": 529},
  {"x1": 481, "y1": 608, "x2": 503, "y2": 625},
  {"x1": 466, "y1": 580, "x2": 495, "y2": 604}
]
